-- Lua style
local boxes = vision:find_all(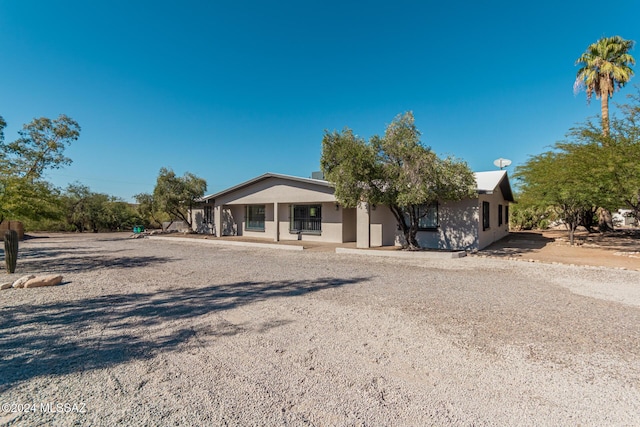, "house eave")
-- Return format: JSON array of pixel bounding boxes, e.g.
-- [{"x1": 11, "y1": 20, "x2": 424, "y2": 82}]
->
[{"x1": 198, "y1": 172, "x2": 332, "y2": 203}]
